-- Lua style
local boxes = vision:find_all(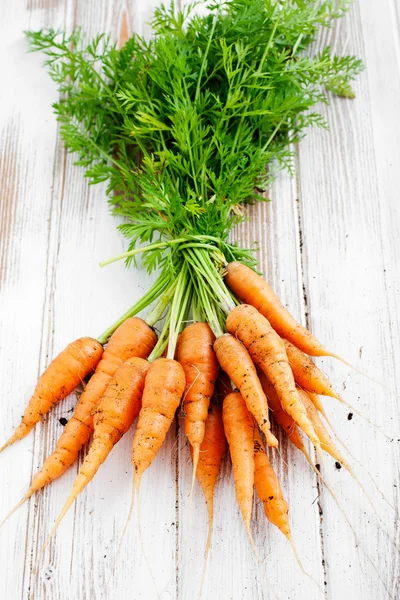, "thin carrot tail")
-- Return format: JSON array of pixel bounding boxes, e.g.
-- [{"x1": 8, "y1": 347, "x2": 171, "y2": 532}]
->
[
  {"x1": 285, "y1": 533, "x2": 325, "y2": 597},
  {"x1": 341, "y1": 460, "x2": 400, "y2": 554},
  {"x1": 199, "y1": 498, "x2": 214, "y2": 600},
  {"x1": 321, "y1": 413, "x2": 396, "y2": 512},
  {"x1": 0, "y1": 427, "x2": 28, "y2": 455},
  {"x1": 136, "y1": 480, "x2": 161, "y2": 600},
  {"x1": 34, "y1": 473, "x2": 88, "y2": 572},
  {"x1": 329, "y1": 354, "x2": 398, "y2": 398},
  {"x1": 244, "y1": 520, "x2": 262, "y2": 565},
  {"x1": 107, "y1": 478, "x2": 137, "y2": 590},
  {"x1": 348, "y1": 457, "x2": 395, "y2": 512},
  {"x1": 305, "y1": 453, "x2": 396, "y2": 598},
  {"x1": 332, "y1": 394, "x2": 392, "y2": 441},
  {"x1": 190, "y1": 446, "x2": 200, "y2": 508},
  {"x1": 0, "y1": 488, "x2": 35, "y2": 529}
]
